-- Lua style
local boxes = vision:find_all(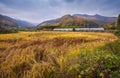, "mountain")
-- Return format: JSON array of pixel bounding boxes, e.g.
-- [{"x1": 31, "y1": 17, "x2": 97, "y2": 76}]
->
[
  {"x1": 39, "y1": 19, "x2": 59, "y2": 26},
  {"x1": 73, "y1": 14, "x2": 117, "y2": 25},
  {"x1": 0, "y1": 14, "x2": 34, "y2": 28},
  {"x1": 13, "y1": 19, "x2": 34, "y2": 28},
  {"x1": 38, "y1": 14, "x2": 117, "y2": 28},
  {"x1": 0, "y1": 14, "x2": 18, "y2": 28},
  {"x1": 38, "y1": 14, "x2": 99, "y2": 27}
]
